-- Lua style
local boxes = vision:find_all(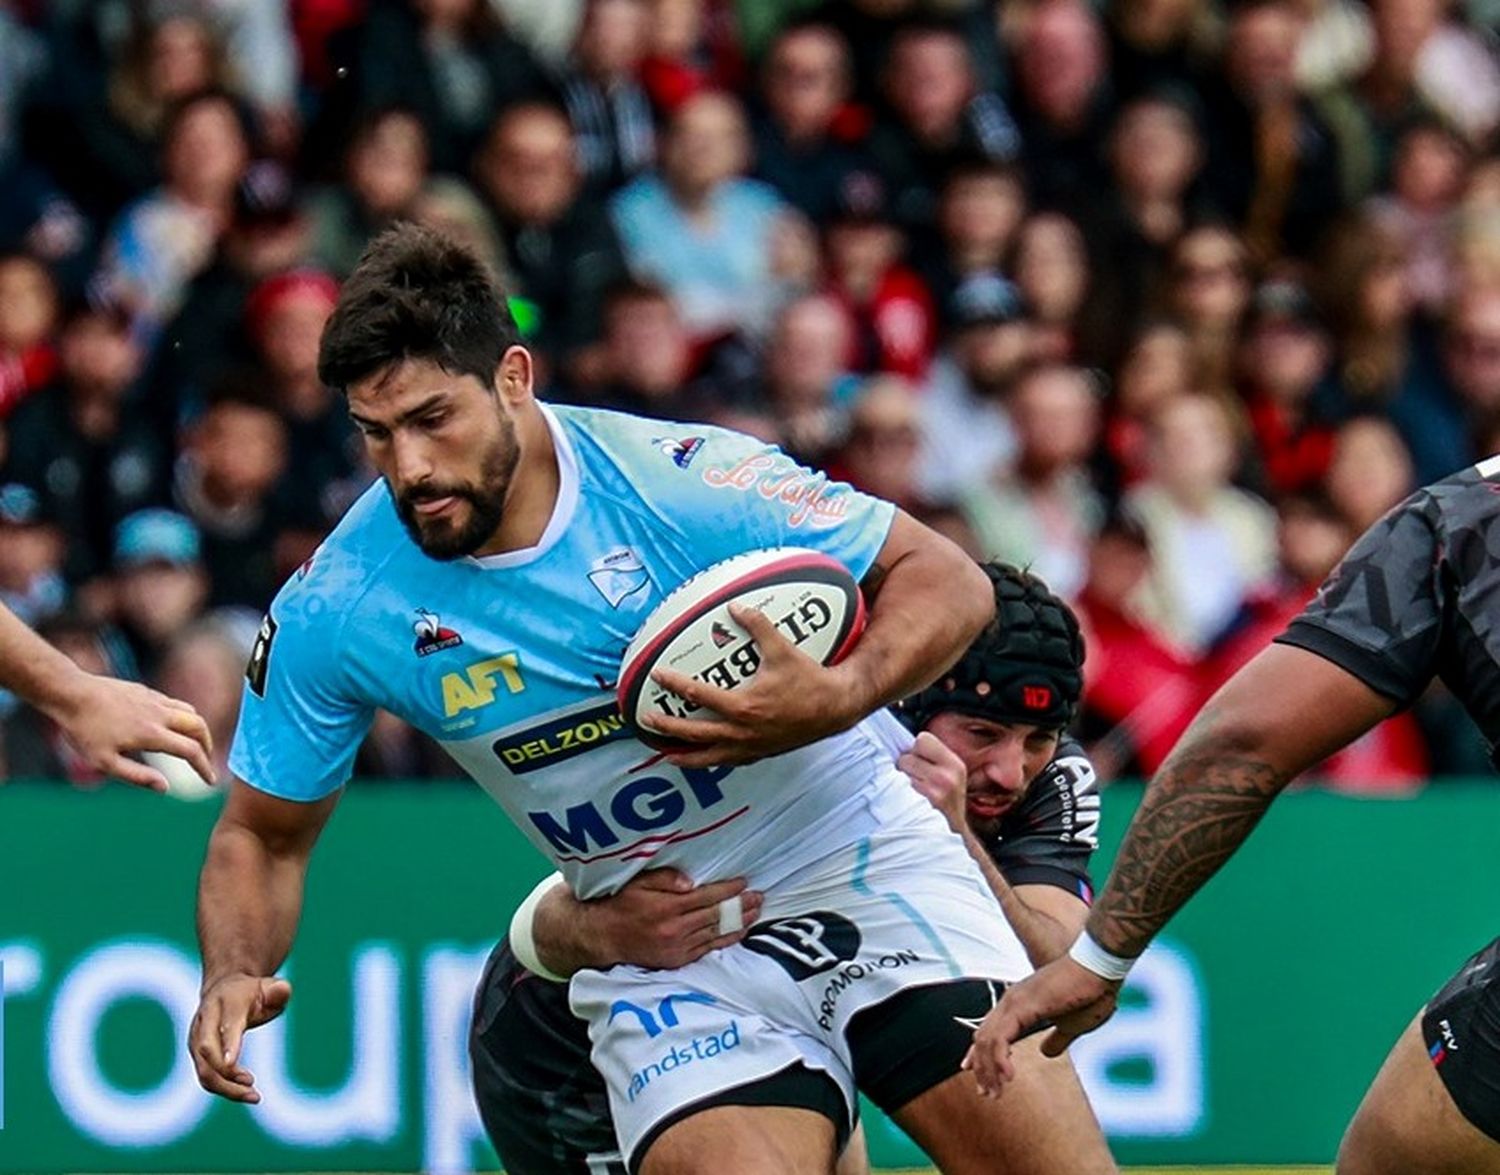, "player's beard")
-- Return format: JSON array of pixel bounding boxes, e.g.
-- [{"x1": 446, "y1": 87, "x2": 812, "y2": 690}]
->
[{"x1": 394, "y1": 417, "x2": 521, "y2": 560}]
